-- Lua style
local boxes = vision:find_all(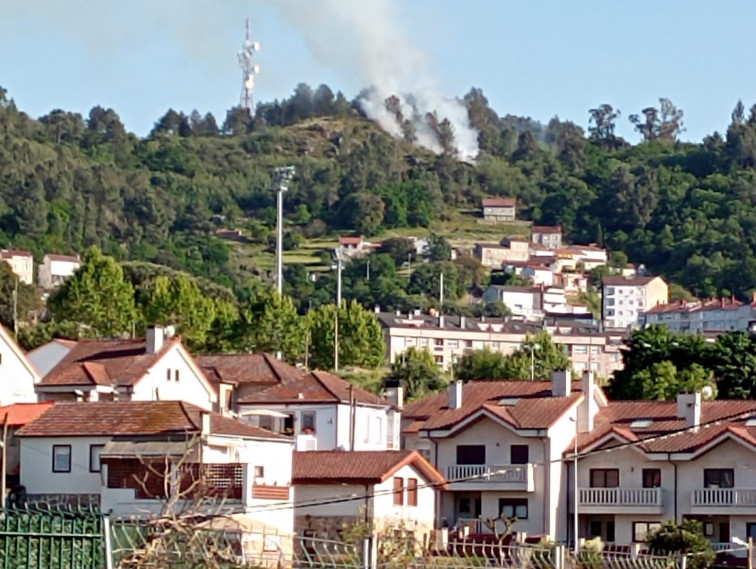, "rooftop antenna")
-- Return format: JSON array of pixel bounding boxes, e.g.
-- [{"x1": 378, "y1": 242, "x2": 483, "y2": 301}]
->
[{"x1": 238, "y1": 18, "x2": 261, "y2": 115}]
